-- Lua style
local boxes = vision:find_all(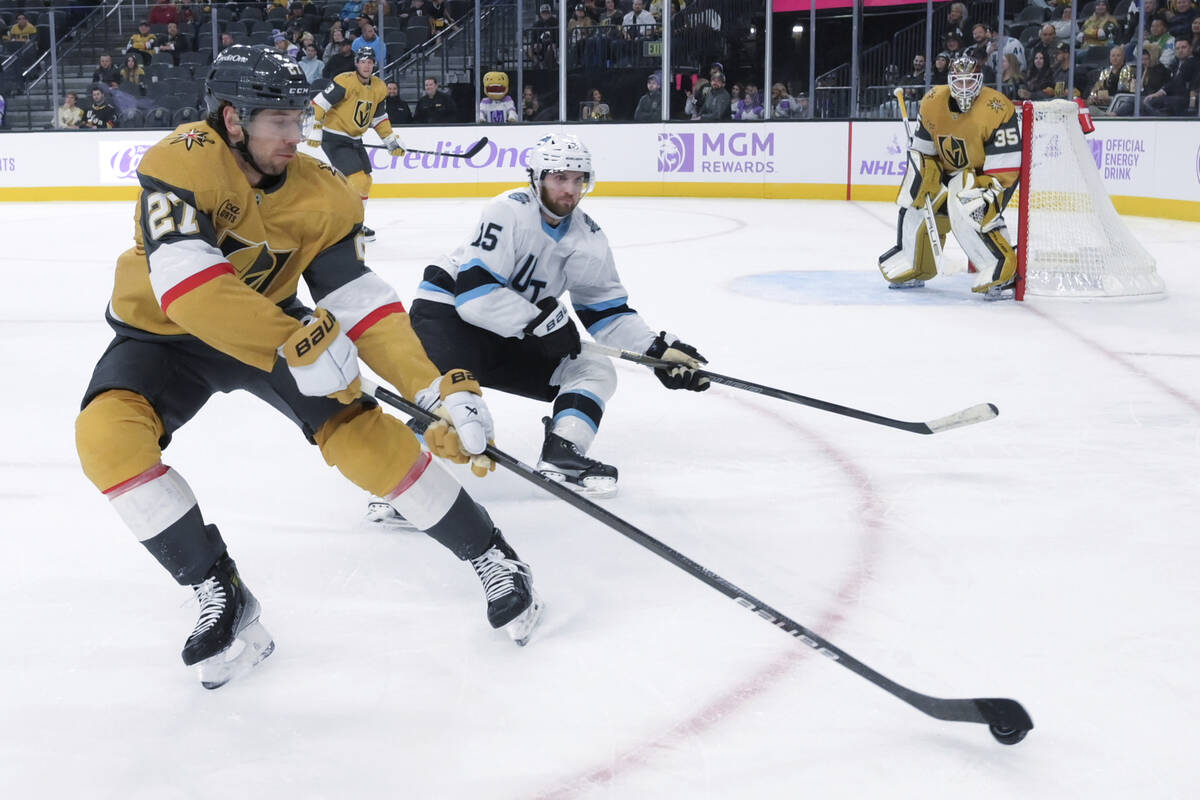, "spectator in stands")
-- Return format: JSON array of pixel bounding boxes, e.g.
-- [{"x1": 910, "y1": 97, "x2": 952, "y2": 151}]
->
[
  {"x1": 623, "y1": 0, "x2": 657, "y2": 35},
  {"x1": 634, "y1": 72, "x2": 662, "y2": 121},
  {"x1": 581, "y1": 87, "x2": 611, "y2": 119},
  {"x1": 988, "y1": 24, "x2": 1026, "y2": 71},
  {"x1": 568, "y1": 2, "x2": 596, "y2": 66},
  {"x1": 771, "y1": 81, "x2": 801, "y2": 116},
  {"x1": 401, "y1": 0, "x2": 434, "y2": 34},
  {"x1": 529, "y1": 2, "x2": 559, "y2": 69},
  {"x1": 178, "y1": 0, "x2": 201, "y2": 27},
  {"x1": 1143, "y1": 16, "x2": 1176, "y2": 64},
  {"x1": 943, "y1": 31, "x2": 966, "y2": 59},
  {"x1": 1144, "y1": 37, "x2": 1199, "y2": 112},
  {"x1": 428, "y1": 0, "x2": 453, "y2": 33},
  {"x1": 1020, "y1": 48, "x2": 1056, "y2": 98},
  {"x1": 1139, "y1": 44, "x2": 1172, "y2": 95},
  {"x1": 937, "y1": 2, "x2": 969, "y2": 42},
  {"x1": 385, "y1": 80, "x2": 413, "y2": 123},
  {"x1": 298, "y1": 41, "x2": 325, "y2": 81},
  {"x1": 522, "y1": 84, "x2": 542, "y2": 119},
  {"x1": 324, "y1": 37, "x2": 355, "y2": 77},
  {"x1": 1088, "y1": 44, "x2": 1133, "y2": 111},
  {"x1": 56, "y1": 92, "x2": 85, "y2": 129},
  {"x1": 414, "y1": 76, "x2": 458, "y2": 122},
  {"x1": 121, "y1": 54, "x2": 147, "y2": 95},
  {"x1": 352, "y1": 16, "x2": 386, "y2": 64},
  {"x1": 127, "y1": 21, "x2": 158, "y2": 65},
  {"x1": 733, "y1": 83, "x2": 764, "y2": 120},
  {"x1": 92, "y1": 54, "x2": 122, "y2": 86},
  {"x1": 157, "y1": 21, "x2": 191, "y2": 66},
  {"x1": 219, "y1": 31, "x2": 236, "y2": 53},
  {"x1": 1030, "y1": 23, "x2": 1059, "y2": 68},
  {"x1": 694, "y1": 70, "x2": 730, "y2": 120},
  {"x1": 84, "y1": 87, "x2": 118, "y2": 129},
  {"x1": 1190, "y1": 14, "x2": 1200, "y2": 50},
  {"x1": 1168, "y1": 0, "x2": 1198, "y2": 39},
  {"x1": 286, "y1": 2, "x2": 316, "y2": 35},
  {"x1": 931, "y1": 51, "x2": 951, "y2": 84},
  {"x1": 600, "y1": 0, "x2": 623, "y2": 27},
  {"x1": 1053, "y1": 6, "x2": 1078, "y2": 44},
  {"x1": 4, "y1": 12, "x2": 36, "y2": 42},
  {"x1": 1124, "y1": 0, "x2": 1162, "y2": 46},
  {"x1": 999, "y1": 53, "x2": 1025, "y2": 100},
  {"x1": 148, "y1": 0, "x2": 179, "y2": 26},
  {"x1": 1079, "y1": 0, "x2": 1121, "y2": 50},
  {"x1": 581, "y1": 0, "x2": 602, "y2": 22},
  {"x1": 324, "y1": 23, "x2": 347, "y2": 60},
  {"x1": 1051, "y1": 41, "x2": 1087, "y2": 97},
  {"x1": 273, "y1": 31, "x2": 298, "y2": 60},
  {"x1": 339, "y1": 1, "x2": 366, "y2": 24}
]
